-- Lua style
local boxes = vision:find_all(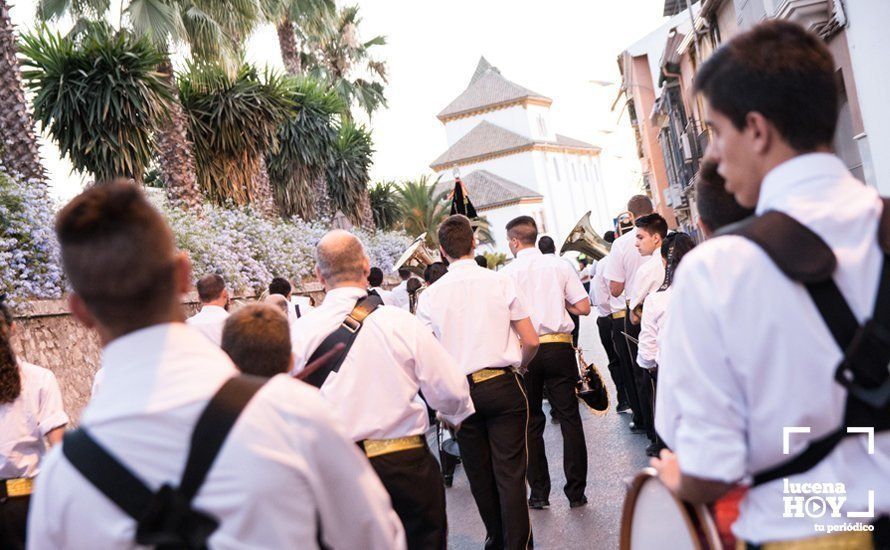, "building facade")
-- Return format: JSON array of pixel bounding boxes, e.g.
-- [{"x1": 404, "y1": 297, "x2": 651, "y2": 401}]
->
[
  {"x1": 619, "y1": 0, "x2": 890, "y2": 237},
  {"x1": 431, "y1": 58, "x2": 611, "y2": 253}
]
